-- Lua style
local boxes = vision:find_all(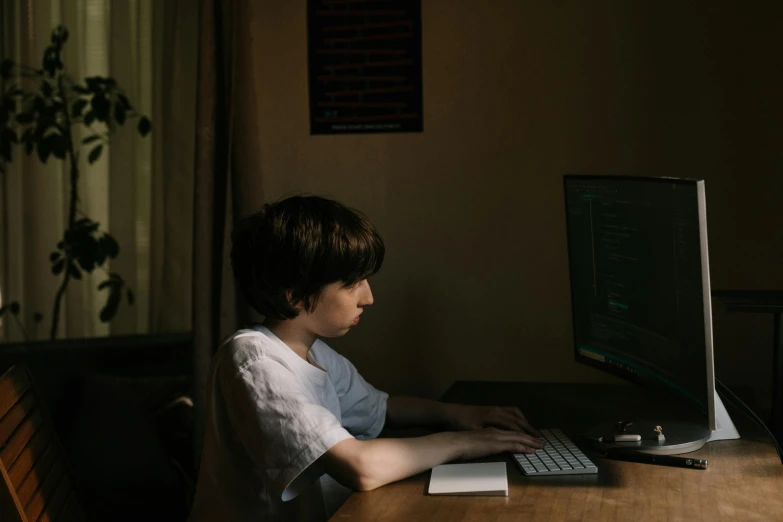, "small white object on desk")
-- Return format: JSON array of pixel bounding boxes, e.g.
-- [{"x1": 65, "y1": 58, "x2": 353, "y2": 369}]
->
[
  {"x1": 610, "y1": 433, "x2": 642, "y2": 442},
  {"x1": 428, "y1": 462, "x2": 508, "y2": 496}
]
